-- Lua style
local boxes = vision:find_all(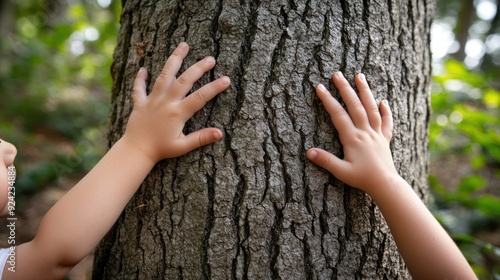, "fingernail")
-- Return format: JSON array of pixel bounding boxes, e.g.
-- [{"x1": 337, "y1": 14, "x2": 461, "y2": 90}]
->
[
  {"x1": 204, "y1": 56, "x2": 215, "y2": 64},
  {"x1": 178, "y1": 42, "x2": 188, "y2": 50},
  {"x1": 359, "y1": 73, "x2": 366, "y2": 82},
  {"x1": 318, "y1": 84, "x2": 327, "y2": 92},
  {"x1": 336, "y1": 71, "x2": 344, "y2": 79},
  {"x1": 307, "y1": 149, "x2": 317, "y2": 159},
  {"x1": 213, "y1": 131, "x2": 222, "y2": 140},
  {"x1": 382, "y1": 100, "x2": 389, "y2": 106},
  {"x1": 220, "y1": 76, "x2": 230, "y2": 85}
]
